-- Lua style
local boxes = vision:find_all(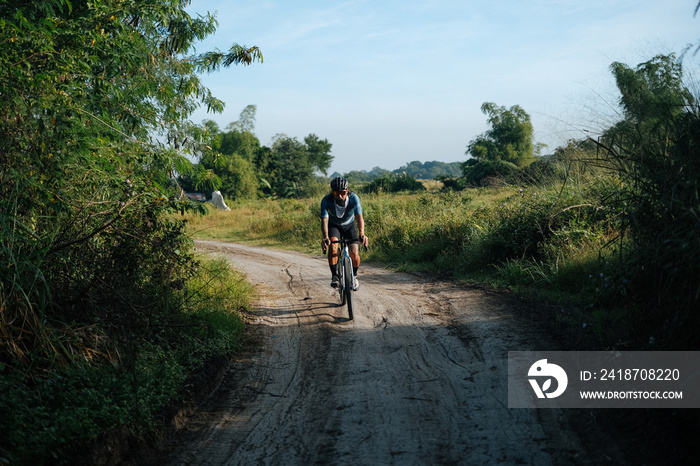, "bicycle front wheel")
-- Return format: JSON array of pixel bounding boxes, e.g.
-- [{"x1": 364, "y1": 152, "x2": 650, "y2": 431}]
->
[
  {"x1": 337, "y1": 260, "x2": 346, "y2": 306},
  {"x1": 343, "y1": 258, "x2": 354, "y2": 320}
]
